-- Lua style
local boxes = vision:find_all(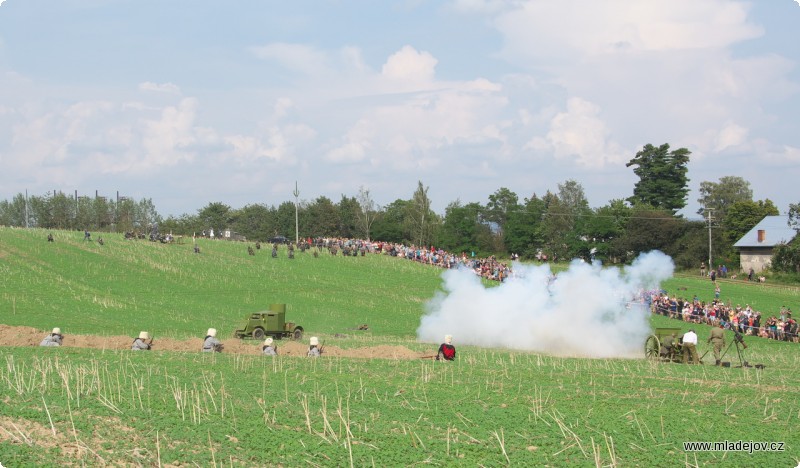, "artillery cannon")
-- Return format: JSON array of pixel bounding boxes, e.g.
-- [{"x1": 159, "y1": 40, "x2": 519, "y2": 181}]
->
[
  {"x1": 644, "y1": 327, "x2": 683, "y2": 362},
  {"x1": 233, "y1": 304, "x2": 303, "y2": 341}
]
